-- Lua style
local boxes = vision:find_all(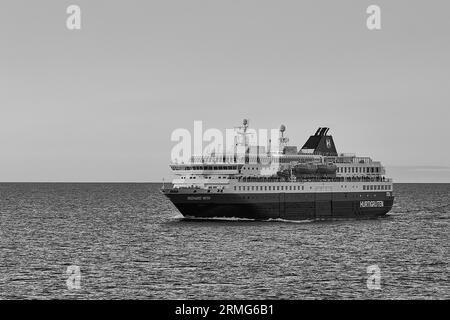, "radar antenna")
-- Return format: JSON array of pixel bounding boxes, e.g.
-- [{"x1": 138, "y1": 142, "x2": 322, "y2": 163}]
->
[
  {"x1": 234, "y1": 118, "x2": 252, "y2": 148},
  {"x1": 279, "y1": 124, "x2": 289, "y2": 152}
]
